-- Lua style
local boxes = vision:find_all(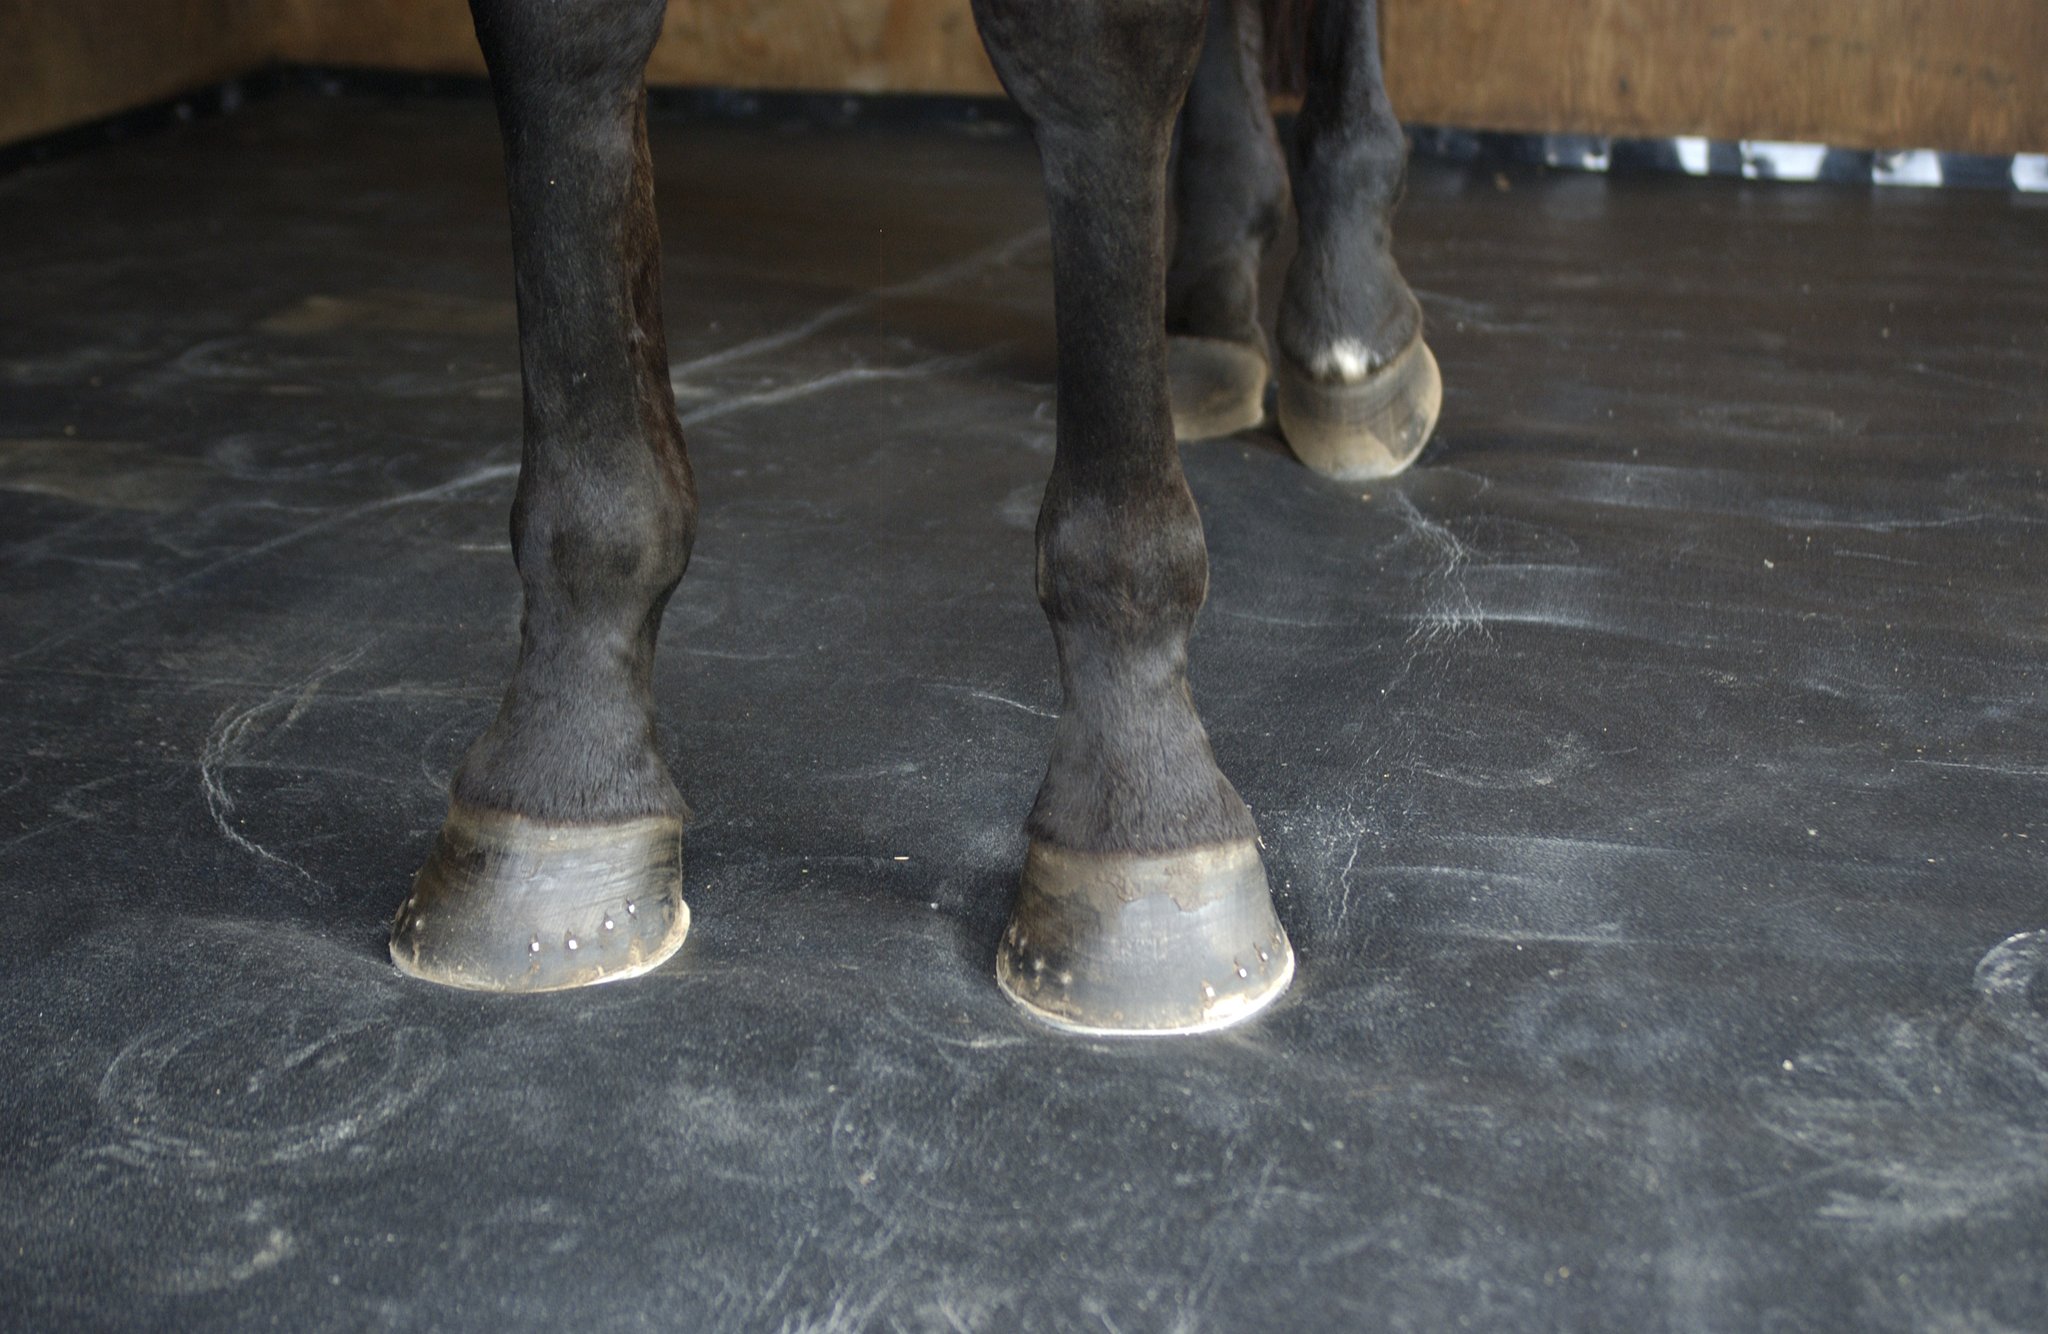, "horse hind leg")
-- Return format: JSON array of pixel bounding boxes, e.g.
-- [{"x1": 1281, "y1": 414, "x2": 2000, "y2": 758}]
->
[
  {"x1": 1275, "y1": 0, "x2": 1442, "y2": 479},
  {"x1": 1165, "y1": 0, "x2": 1291, "y2": 442},
  {"x1": 391, "y1": 0, "x2": 695, "y2": 992},
  {"x1": 971, "y1": 0, "x2": 1296, "y2": 1034}
]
